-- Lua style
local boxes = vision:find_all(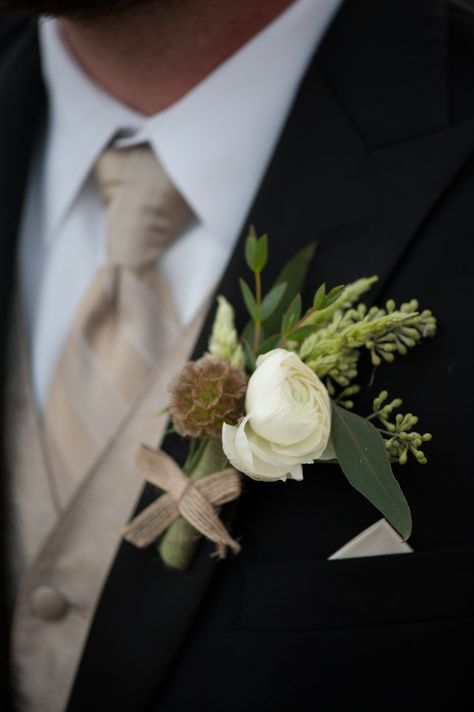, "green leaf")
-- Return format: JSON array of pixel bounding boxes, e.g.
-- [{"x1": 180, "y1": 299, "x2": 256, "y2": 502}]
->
[
  {"x1": 301, "y1": 285, "x2": 348, "y2": 327},
  {"x1": 311, "y1": 284, "x2": 344, "y2": 313},
  {"x1": 281, "y1": 294, "x2": 302, "y2": 336},
  {"x1": 260, "y1": 282, "x2": 287, "y2": 322},
  {"x1": 324, "y1": 285, "x2": 345, "y2": 307},
  {"x1": 239, "y1": 279, "x2": 259, "y2": 320},
  {"x1": 242, "y1": 338, "x2": 257, "y2": 372},
  {"x1": 262, "y1": 242, "x2": 317, "y2": 335},
  {"x1": 240, "y1": 320, "x2": 255, "y2": 347},
  {"x1": 245, "y1": 235, "x2": 258, "y2": 272},
  {"x1": 256, "y1": 333, "x2": 281, "y2": 357},
  {"x1": 331, "y1": 404, "x2": 412, "y2": 539},
  {"x1": 245, "y1": 233, "x2": 268, "y2": 273},
  {"x1": 254, "y1": 234, "x2": 268, "y2": 273},
  {"x1": 313, "y1": 283, "x2": 326, "y2": 310},
  {"x1": 287, "y1": 325, "x2": 318, "y2": 343}
]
